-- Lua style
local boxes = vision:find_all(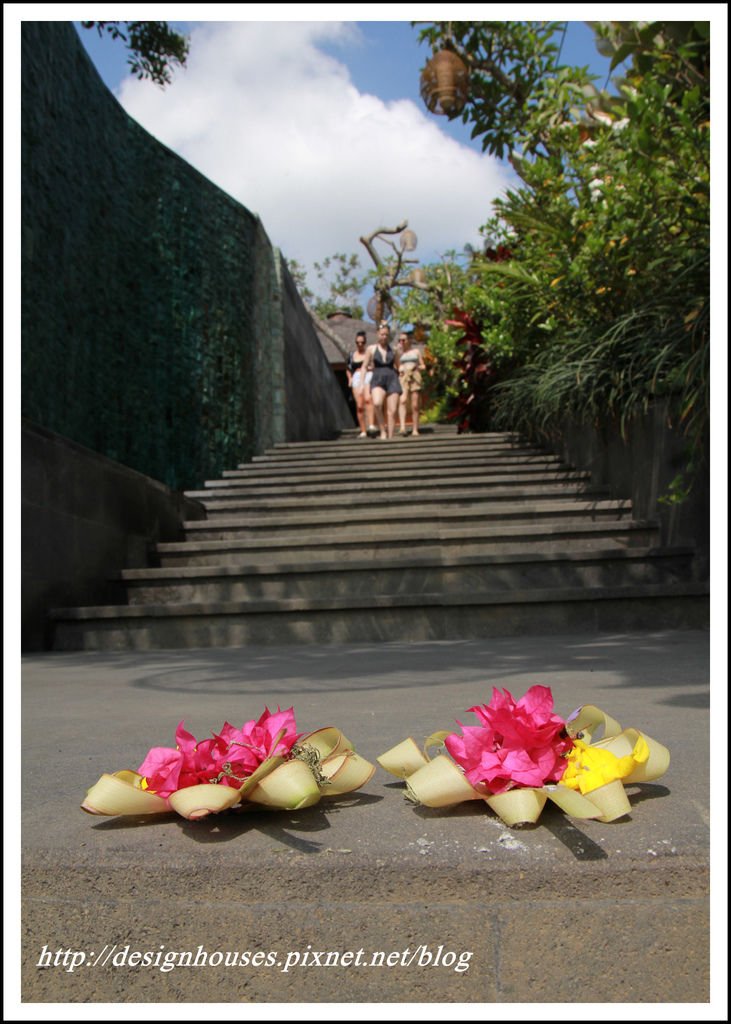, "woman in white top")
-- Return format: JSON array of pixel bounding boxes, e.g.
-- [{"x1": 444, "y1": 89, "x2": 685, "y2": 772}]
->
[{"x1": 347, "y1": 331, "x2": 374, "y2": 437}]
